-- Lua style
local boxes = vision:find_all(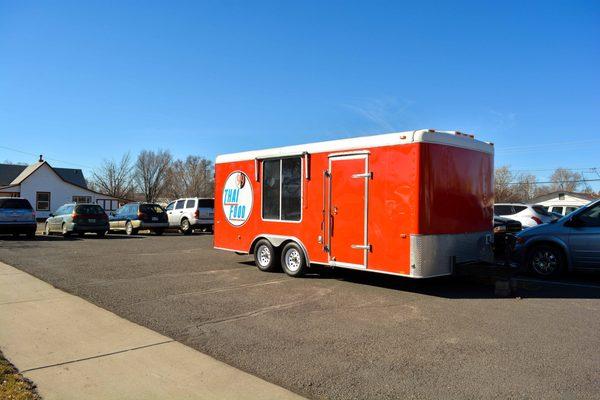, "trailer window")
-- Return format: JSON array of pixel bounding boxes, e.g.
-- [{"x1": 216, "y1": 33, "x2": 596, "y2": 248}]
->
[
  {"x1": 263, "y1": 160, "x2": 280, "y2": 219},
  {"x1": 262, "y1": 157, "x2": 301, "y2": 221}
]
